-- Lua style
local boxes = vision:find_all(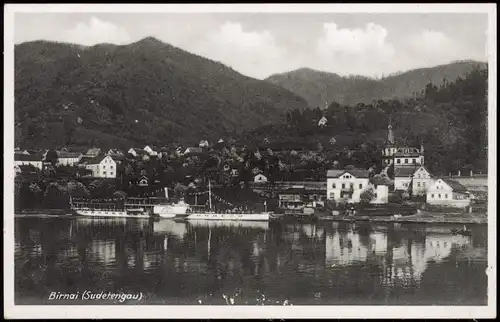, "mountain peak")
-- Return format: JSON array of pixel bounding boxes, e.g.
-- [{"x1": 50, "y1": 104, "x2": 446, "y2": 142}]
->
[{"x1": 134, "y1": 36, "x2": 164, "y2": 46}]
